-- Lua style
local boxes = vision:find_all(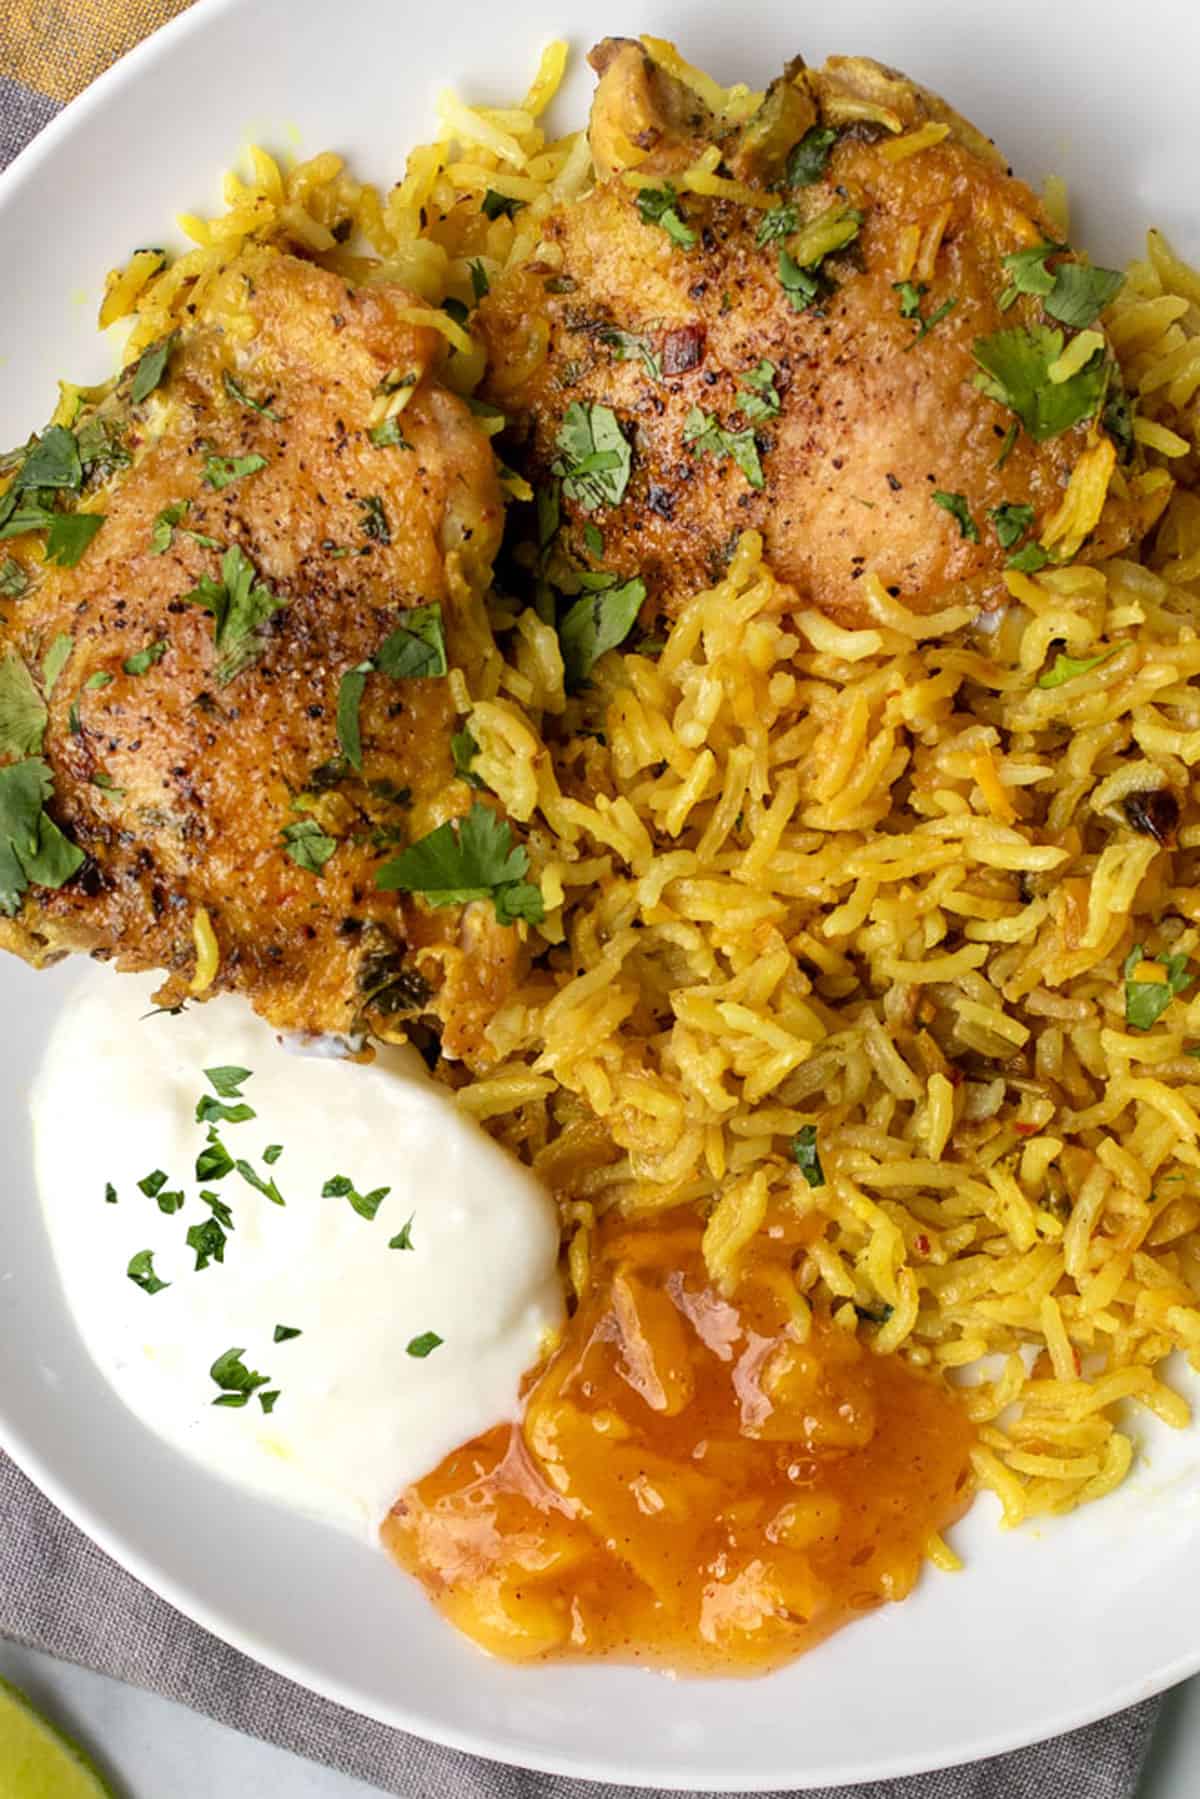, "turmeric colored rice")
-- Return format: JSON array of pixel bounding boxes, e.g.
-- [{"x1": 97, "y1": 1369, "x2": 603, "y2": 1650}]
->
[{"x1": 99, "y1": 40, "x2": 1200, "y2": 1530}]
